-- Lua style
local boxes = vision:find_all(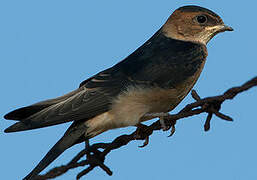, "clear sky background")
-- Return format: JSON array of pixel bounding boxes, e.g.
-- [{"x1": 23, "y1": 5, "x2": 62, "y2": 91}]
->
[{"x1": 1, "y1": 1, "x2": 257, "y2": 180}]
